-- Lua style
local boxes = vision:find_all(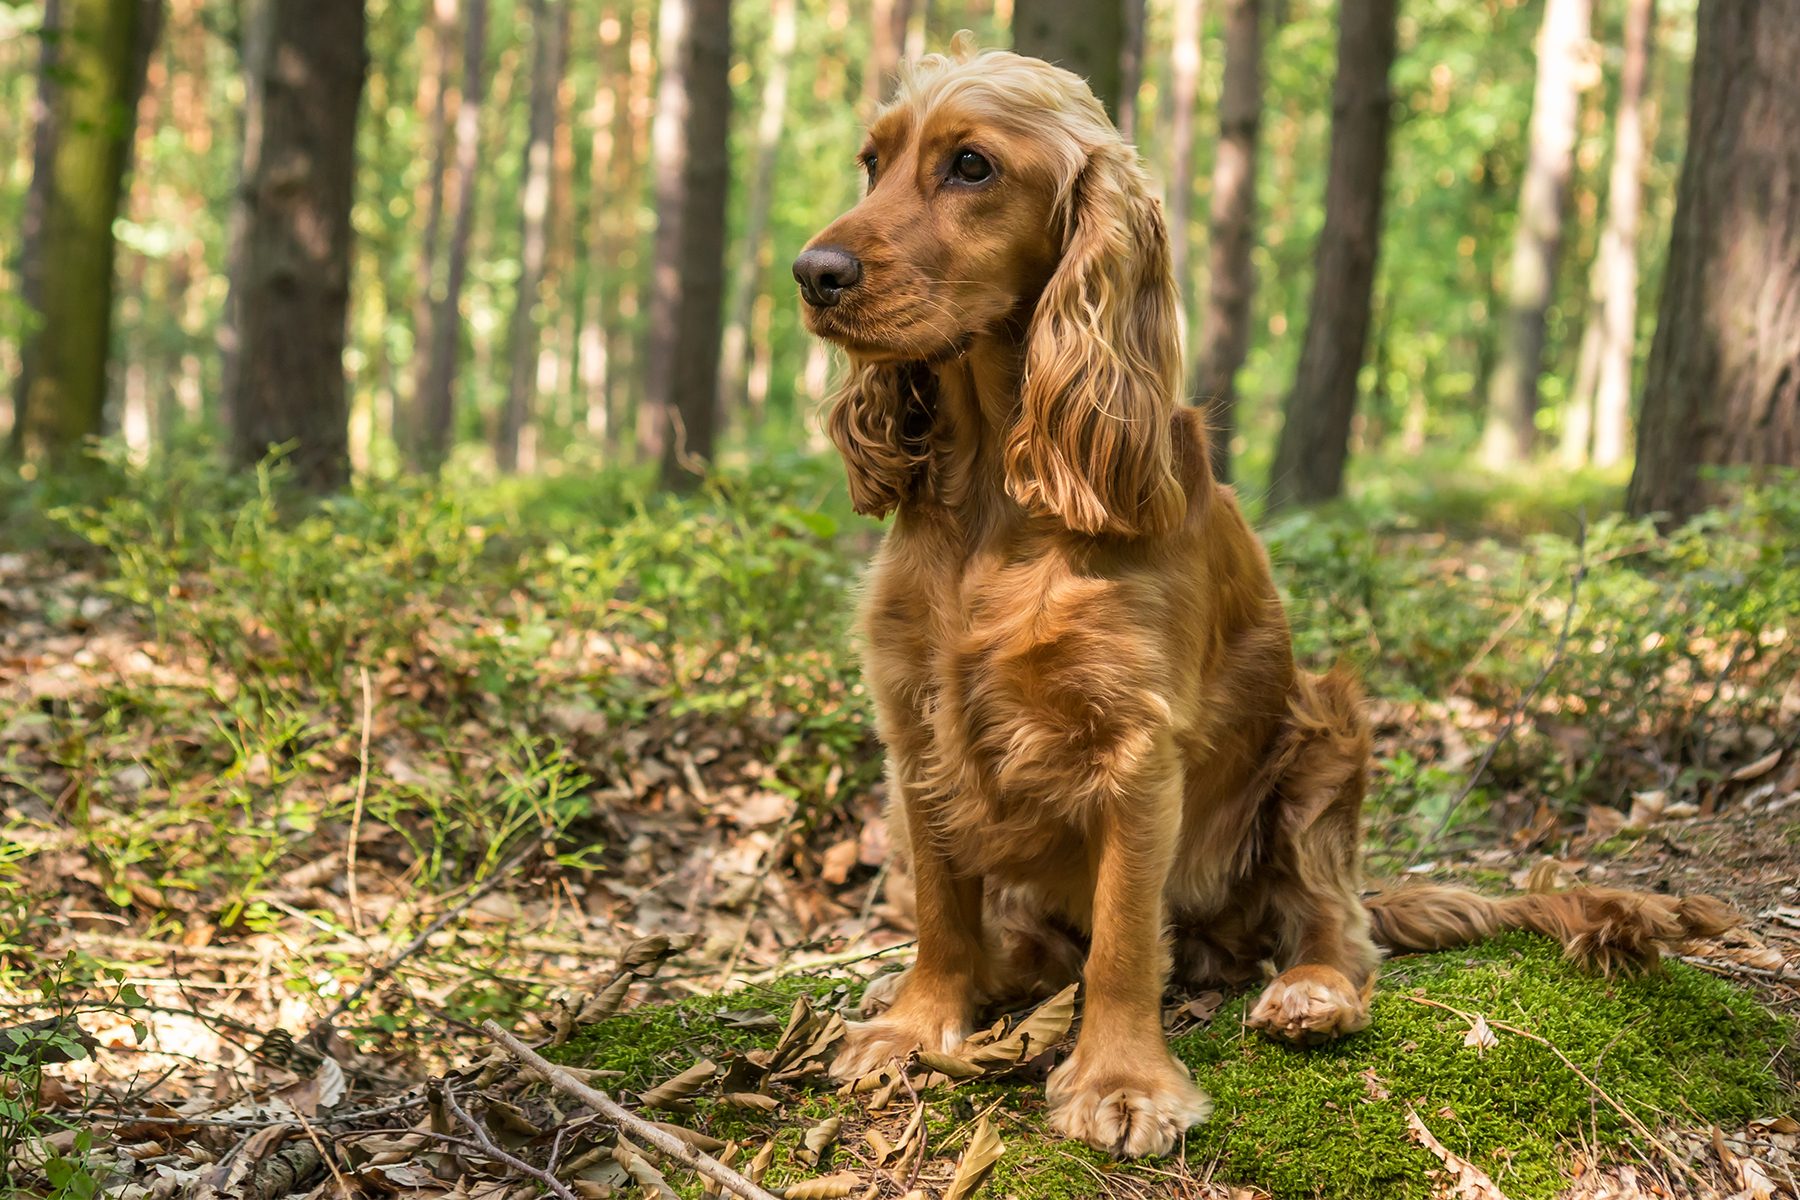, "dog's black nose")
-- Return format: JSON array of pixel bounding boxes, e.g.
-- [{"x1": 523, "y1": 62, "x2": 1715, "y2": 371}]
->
[{"x1": 793, "y1": 245, "x2": 863, "y2": 308}]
